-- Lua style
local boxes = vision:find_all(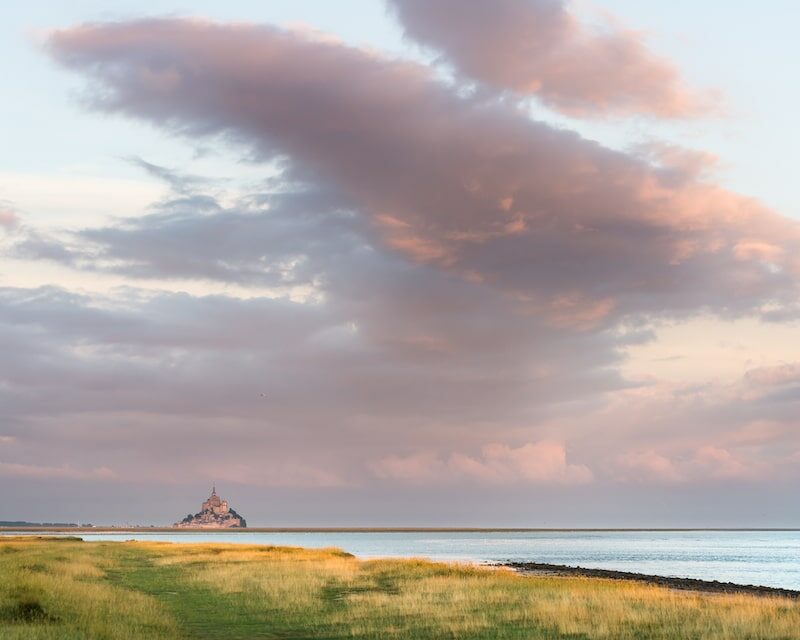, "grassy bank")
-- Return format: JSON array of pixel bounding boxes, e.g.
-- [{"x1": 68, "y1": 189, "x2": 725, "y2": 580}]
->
[{"x1": 1, "y1": 538, "x2": 799, "y2": 639}]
